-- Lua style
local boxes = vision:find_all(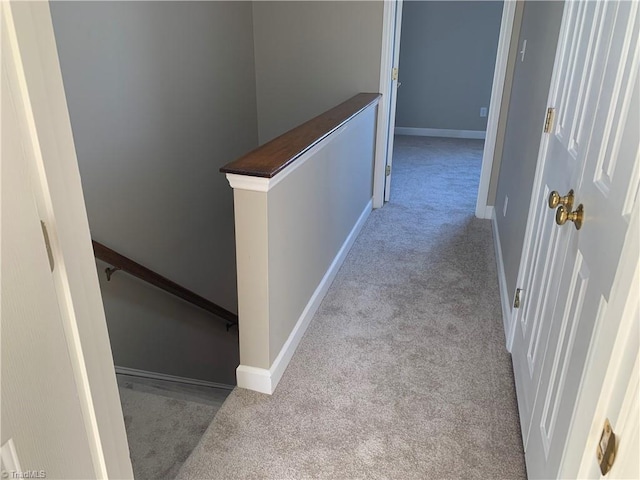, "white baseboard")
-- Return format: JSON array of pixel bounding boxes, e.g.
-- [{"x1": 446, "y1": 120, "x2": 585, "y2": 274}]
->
[
  {"x1": 115, "y1": 366, "x2": 235, "y2": 390},
  {"x1": 236, "y1": 198, "x2": 373, "y2": 395},
  {"x1": 395, "y1": 127, "x2": 486, "y2": 140},
  {"x1": 236, "y1": 366, "x2": 272, "y2": 395},
  {"x1": 490, "y1": 210, "x2": 513, "y2": 351},
  {"x1": 477, "y1": 204, "x2": 494, "y2": 220}
]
